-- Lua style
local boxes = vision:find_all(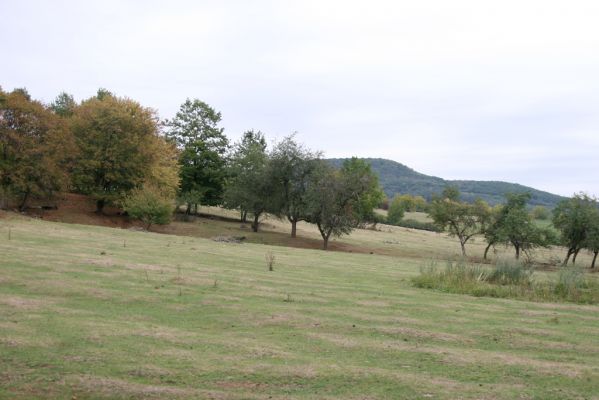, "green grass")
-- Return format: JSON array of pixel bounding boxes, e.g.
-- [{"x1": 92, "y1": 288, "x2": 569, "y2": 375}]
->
[
  {"x1": 1, "y1": 215, "x2": 599, "y2": 399},
  {"x1": 413, "y1": 259, "x2": 599, "y2": 304}
]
